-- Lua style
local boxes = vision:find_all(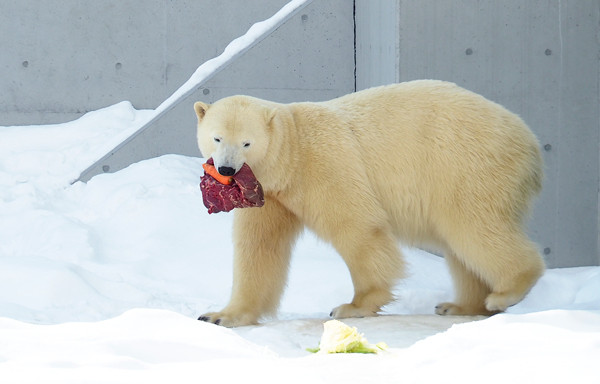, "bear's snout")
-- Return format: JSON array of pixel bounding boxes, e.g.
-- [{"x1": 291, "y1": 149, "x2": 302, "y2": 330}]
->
[{"x1": 218, "y1": 166, "x2": 236, "y2": 176}]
